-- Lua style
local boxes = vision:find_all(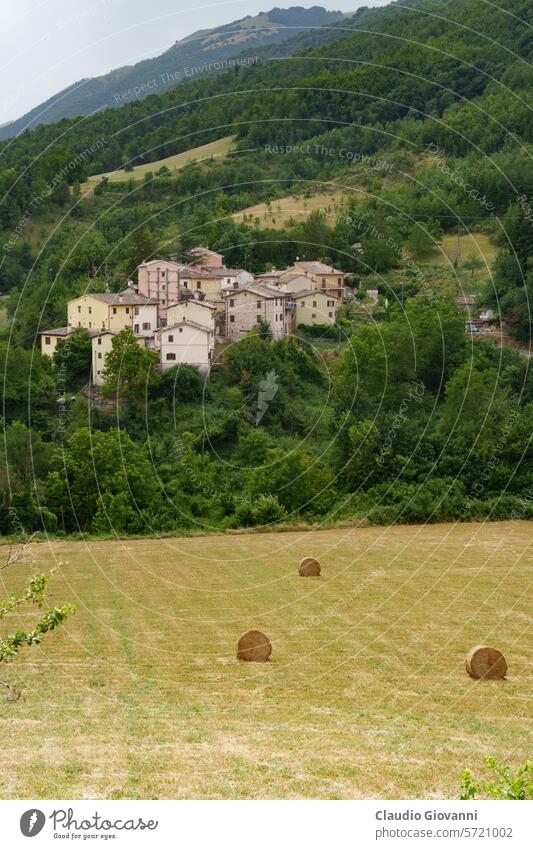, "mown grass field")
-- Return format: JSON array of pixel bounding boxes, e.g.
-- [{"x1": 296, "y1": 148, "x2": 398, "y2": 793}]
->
[
  {"x1": 82, "y1": 136, "x2": 235, "y2": 190},
  {"x1": 233, "y1": 188, "x2": 350, "y2": 226},
  {"x1": 1, "y1": 521, "x2": 531, "y2": 800}
]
